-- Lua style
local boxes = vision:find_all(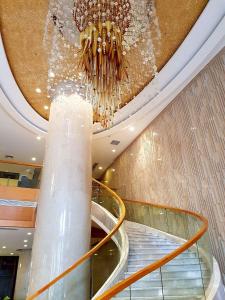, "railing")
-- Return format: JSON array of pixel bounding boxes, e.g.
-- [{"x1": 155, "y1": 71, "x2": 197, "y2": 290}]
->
[
  {"x1": 97, "y1": 199, "x2": 210, "y2": 299},
  {"x1": 0, "y1": 160, "x2": 211, "y2": 299},
  {"x1": 91, "y1": 201, "x2": 129, "y2": 298},
  {"x1": 26, "y1": 179, "x2": 126, "y2": 300}
]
